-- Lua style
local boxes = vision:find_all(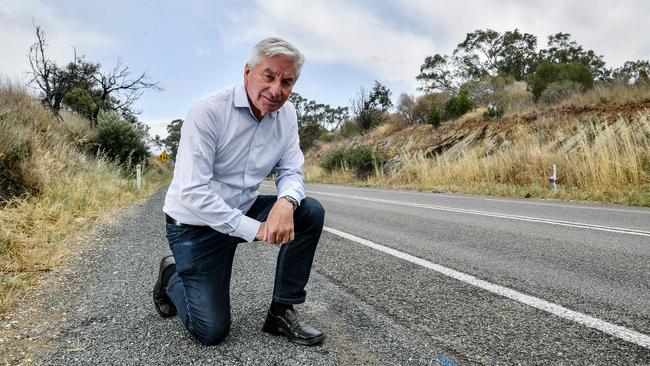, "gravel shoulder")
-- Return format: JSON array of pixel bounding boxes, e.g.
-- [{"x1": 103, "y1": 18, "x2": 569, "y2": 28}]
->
[{"x1": 0, "y1": 187, "x2": 455, "y2": 366}]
